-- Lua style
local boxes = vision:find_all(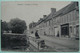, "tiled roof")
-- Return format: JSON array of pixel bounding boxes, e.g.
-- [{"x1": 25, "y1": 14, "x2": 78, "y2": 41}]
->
[
  {"x1": 36, "y1": 2, "x2": 78, "y2": 26},
  {"x1": 37, "y1": 18, "x2": 44, "y2": 25},
  {"x1": 45, "y1": 2, "x2": 78, "y2": 21},
  {"x1": 62, "y1": 2, "x2": 78, "y2": 15},
  {"x1": 44, "y1": 3, "x2": 71, "y2": 22}
]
